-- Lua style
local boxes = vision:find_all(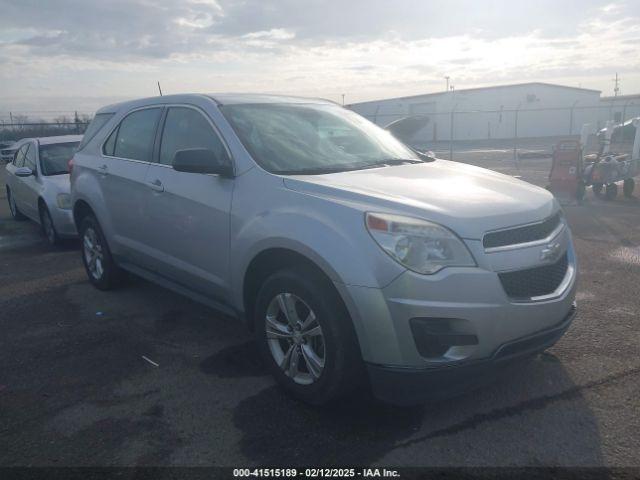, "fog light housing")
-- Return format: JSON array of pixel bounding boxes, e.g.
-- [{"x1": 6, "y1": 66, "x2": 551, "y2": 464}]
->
[{"x1": 410, "y1": 317, "x2": 478, "y2": 359}]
